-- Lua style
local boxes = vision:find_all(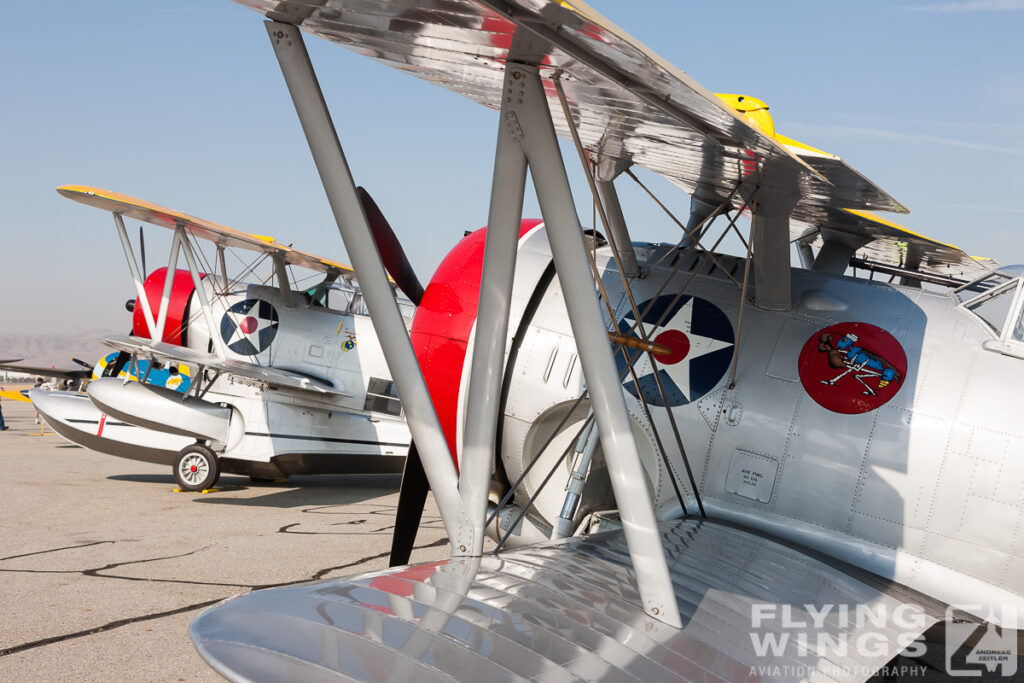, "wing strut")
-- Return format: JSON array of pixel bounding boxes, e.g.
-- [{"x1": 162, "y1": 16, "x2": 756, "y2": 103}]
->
[
  {"x1": 178, "y1": 227, "x2": 229, "y2": 359},
  {"x1": 552, "y1": 76, "x2": 704, "y2": 519},
  {"x1": 112, "y1": 214, "x2": 227, "y2": 359},
  {"x1": 265, "y1": 21, "x2": 473, "y2": 553},
  {"x1": 114, "y1": 212, "x2": 161, "y2": 340},
  {"x1": 743, "y1": 181, "x2": 798, "y2": 311},
  {"x1": 271, "y1": 253, "x2": 295, "y2": 308},
  {"x1": 490, "y1": 58, "x2": 682, "y2": 627},
  {"x1": 266, "y1": 19, "x2": 680, "y2": 627},
  {"x1": 215, "y1": 246, "x2": 229, "y2": 293},
  {"x1": 458, "y1": 31, "x2": 530, "y2": 553}
]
